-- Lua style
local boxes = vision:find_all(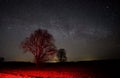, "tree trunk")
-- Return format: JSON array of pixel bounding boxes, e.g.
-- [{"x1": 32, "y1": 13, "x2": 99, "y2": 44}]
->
[
  {"x1": 35, "y1": 56, "x2": 44, "y2": 67},
  {"x1": 35, "y1": 56, "x2": 40, "y2": 67}
]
